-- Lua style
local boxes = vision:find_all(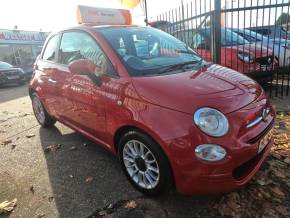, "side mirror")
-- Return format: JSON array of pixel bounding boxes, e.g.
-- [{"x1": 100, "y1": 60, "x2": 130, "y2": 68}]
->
[
  {"x1": 68, "y1": 59, "x2": 102, "y2": 86},
  {"x1": 68, "y1": 59, "x2": 96, "y2": 75}
]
